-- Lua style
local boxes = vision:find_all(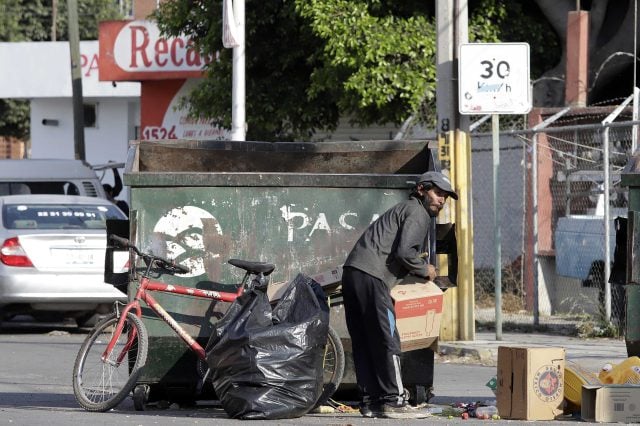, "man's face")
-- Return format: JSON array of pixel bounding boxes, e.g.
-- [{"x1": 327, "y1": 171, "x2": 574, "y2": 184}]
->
[{"x1": 421, "y1": 186, "x2": 449, "y2": 217}]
